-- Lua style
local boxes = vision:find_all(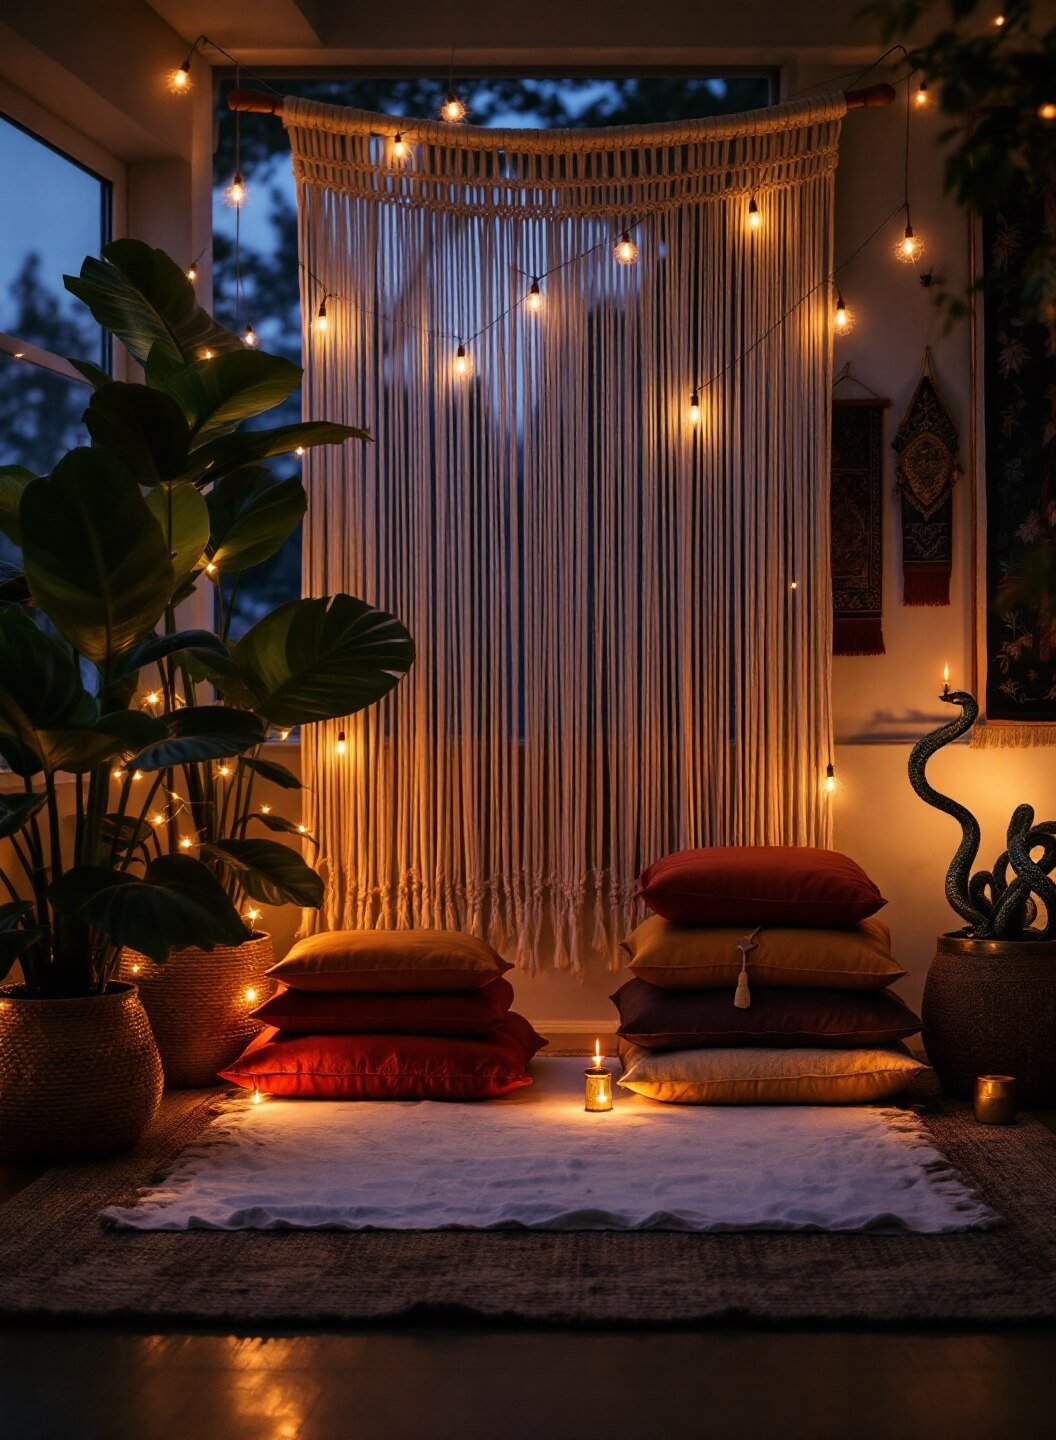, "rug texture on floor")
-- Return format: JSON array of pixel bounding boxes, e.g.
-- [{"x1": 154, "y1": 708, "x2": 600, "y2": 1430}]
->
[
  {"x1": 2, "y1": 1084, "x2": 1056, "y2": 1325},
  {"x1": 100, "y1": 1058, "x2": 995, "y2": 1234}
]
